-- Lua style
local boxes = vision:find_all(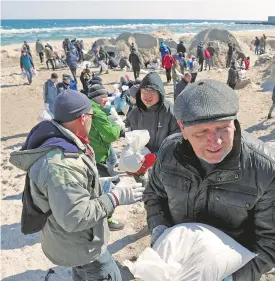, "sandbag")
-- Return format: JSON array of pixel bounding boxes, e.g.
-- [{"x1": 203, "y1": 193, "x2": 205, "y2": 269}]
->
[
  {"x1": 99, "y1": 61, "x2": 108, "y2": 72},
  {"x1": 125, "y1": 223, "x2": 256, "y2": 281},
  {"x1": 118, "y1": 130, "x2": 151, "y2": 173}
]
